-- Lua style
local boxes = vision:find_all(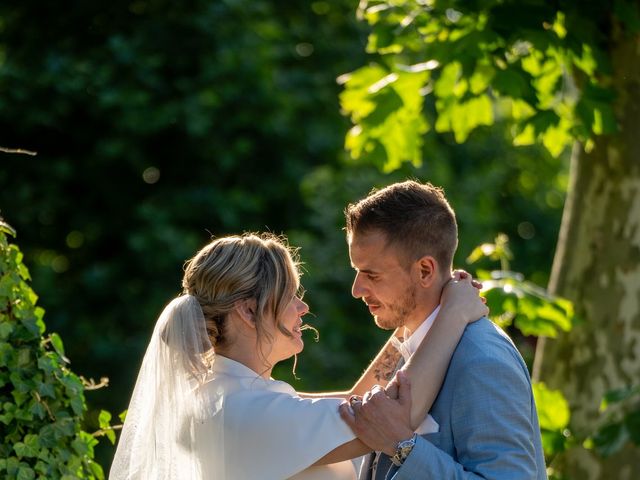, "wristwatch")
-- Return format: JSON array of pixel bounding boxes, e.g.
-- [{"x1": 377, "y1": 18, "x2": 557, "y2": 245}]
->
[{"x1": 390, "y1": 433, "x2": 417, "y2": 466}]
